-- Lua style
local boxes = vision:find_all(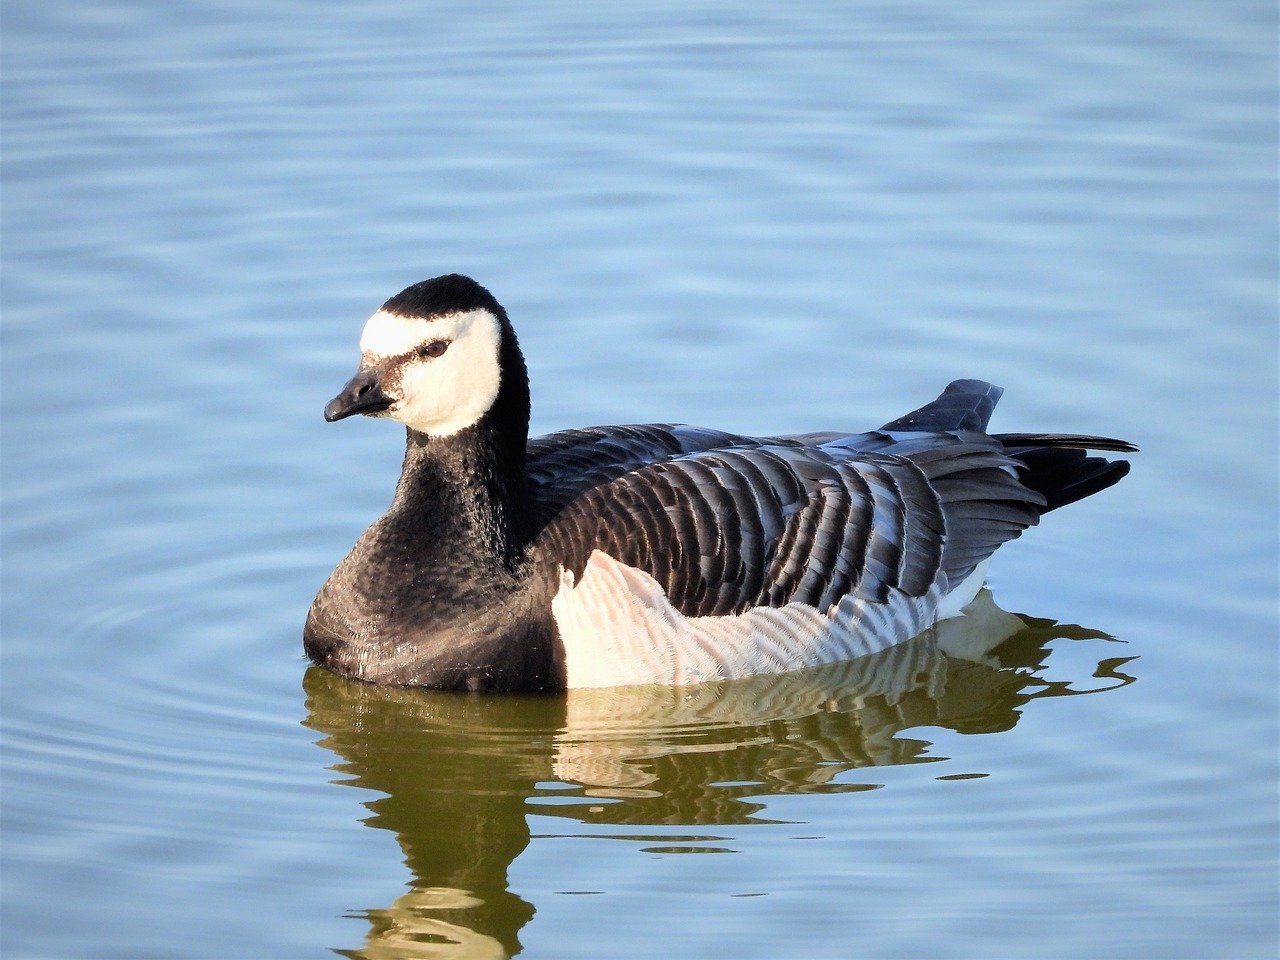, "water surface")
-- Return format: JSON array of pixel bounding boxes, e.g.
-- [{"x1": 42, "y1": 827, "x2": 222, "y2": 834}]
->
[{"x1": 2, "y1": 2, "x2": 1276, "y2": 958}]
